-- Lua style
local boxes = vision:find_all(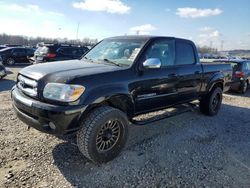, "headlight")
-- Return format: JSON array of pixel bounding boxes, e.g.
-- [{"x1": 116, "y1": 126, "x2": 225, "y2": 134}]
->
[
  {"x1": 43, "y1": 83, "x2": 85, "y2": 102},
  {"x1": 0, "y1": 70, "x2": 5, "y2": 76}
]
